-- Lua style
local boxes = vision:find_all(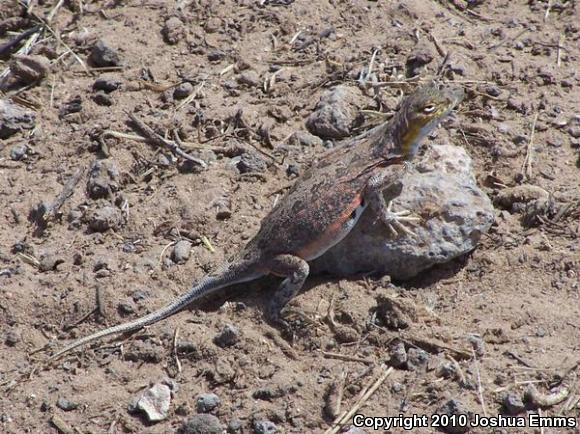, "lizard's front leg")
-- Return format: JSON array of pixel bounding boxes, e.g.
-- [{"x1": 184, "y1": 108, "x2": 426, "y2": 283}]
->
[
  {"x1": 365, "y1": 164, "x2": 420, "y2": 237},
  {"x1": 265, "y1": 254, "x2": 310, "y2": 329}
]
